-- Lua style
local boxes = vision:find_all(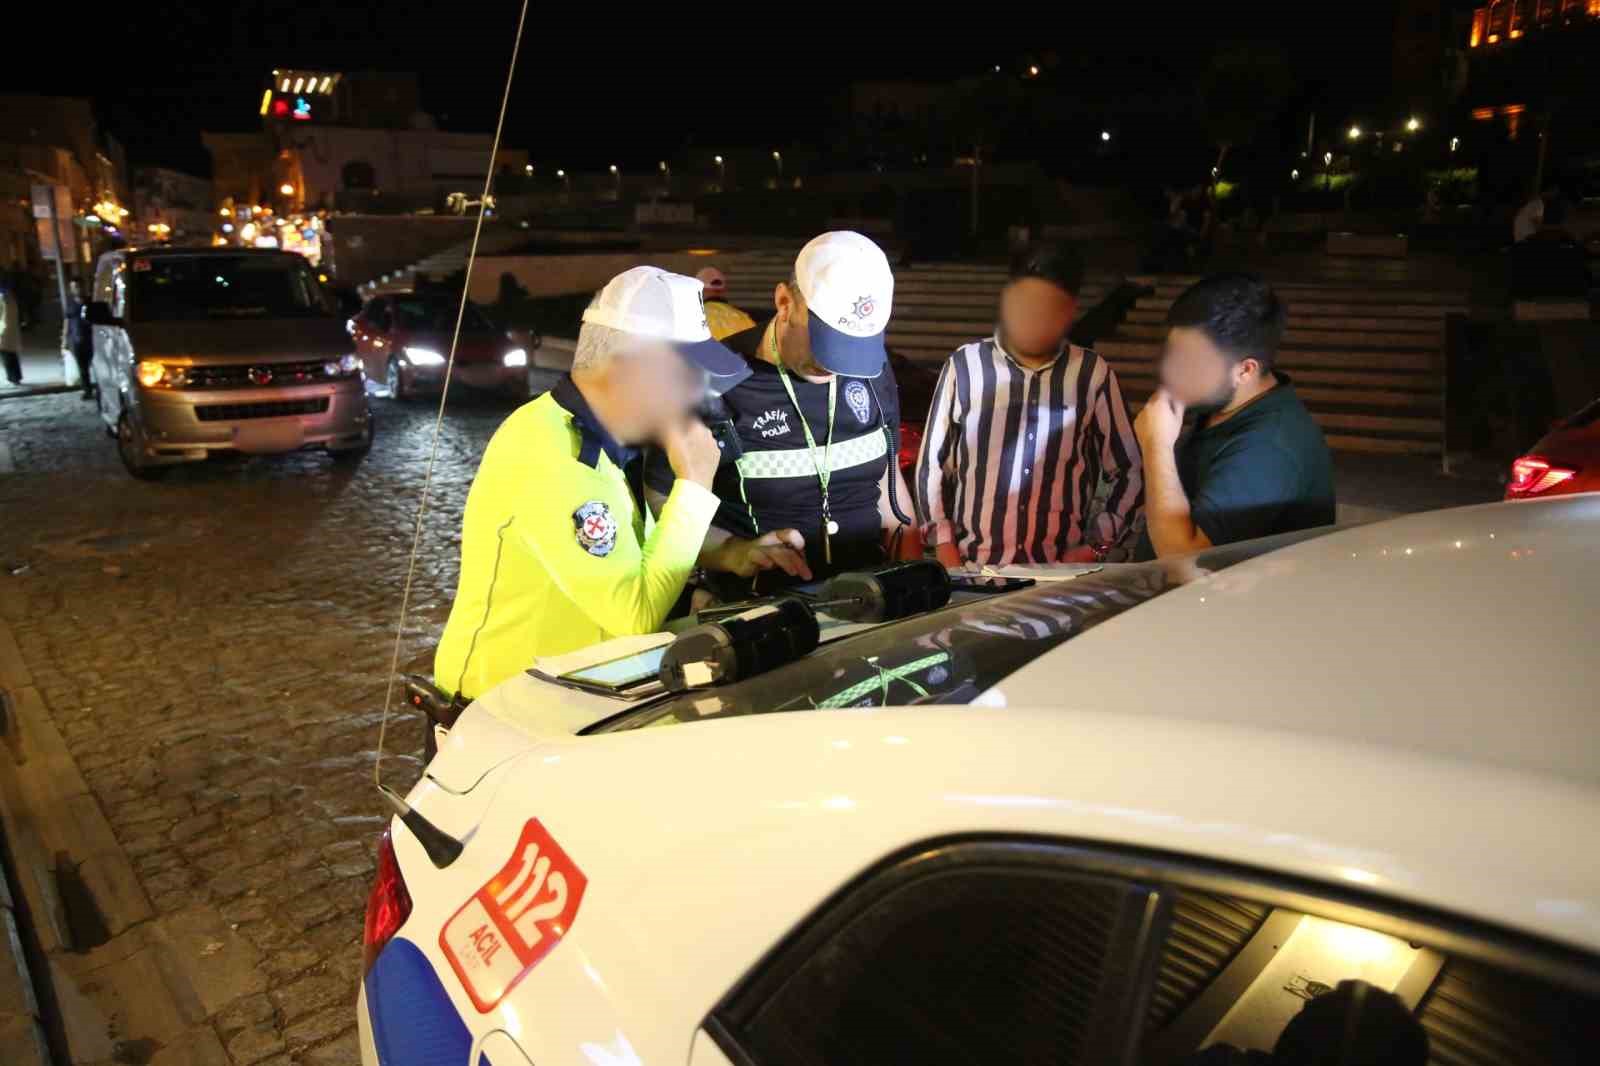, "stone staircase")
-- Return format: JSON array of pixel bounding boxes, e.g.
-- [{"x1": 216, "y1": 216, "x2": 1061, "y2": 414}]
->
[
  {"x1": 360, "y1": 228, "x2": 531, "y2": 294},
  {"x1": 1100, "y1": 276, "x2": 1464, "y2": 455},
  {"x1": 718, "y1": 254, "x2": 1115, "y2": 366},
  {"x1": 570, "y1": 250, "x2": 1461, "y2": 457}
]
